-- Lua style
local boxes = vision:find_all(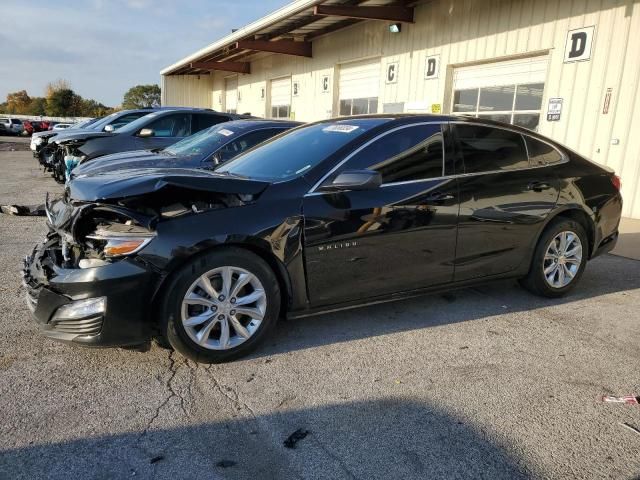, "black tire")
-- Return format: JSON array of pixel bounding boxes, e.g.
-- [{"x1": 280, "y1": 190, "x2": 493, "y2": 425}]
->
[
  {"x1": 519, "y1": 218, "x2": 588, "y2": 298},
  {"x1": 159, "y1": 247, "x2": 281, "y2": 363}
]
